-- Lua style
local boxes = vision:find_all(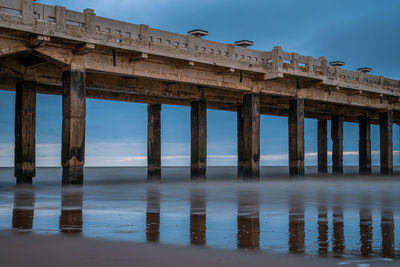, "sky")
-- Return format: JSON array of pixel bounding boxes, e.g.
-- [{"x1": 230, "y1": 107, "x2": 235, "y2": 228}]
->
[{"x1": 1, "y1": 0, "x2": 400, "y2": 167}]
